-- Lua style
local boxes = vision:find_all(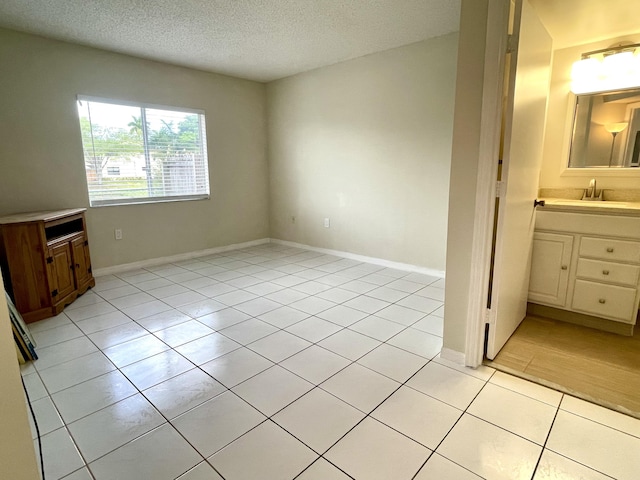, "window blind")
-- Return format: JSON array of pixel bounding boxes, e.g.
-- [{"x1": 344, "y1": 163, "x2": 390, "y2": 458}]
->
[{"x1": 77, "y1": 96, "x2": 210, "y2": 206}]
